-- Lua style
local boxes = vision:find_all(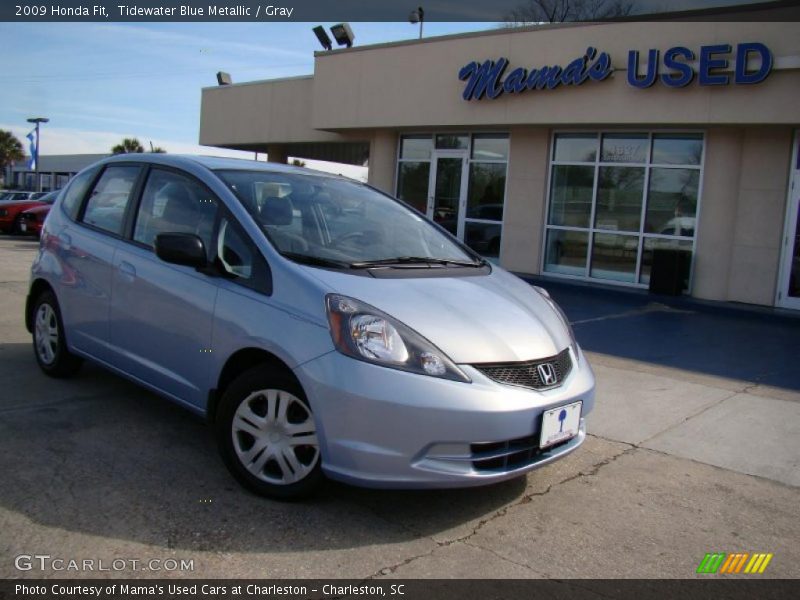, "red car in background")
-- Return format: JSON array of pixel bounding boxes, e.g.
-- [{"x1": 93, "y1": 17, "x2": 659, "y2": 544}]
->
[
  {"x1": 18, "y1": 203, "x2": 52, "y2": 237},
  {"x1": 0, "y1": 190, "x2": 59, "y2": 234}
]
